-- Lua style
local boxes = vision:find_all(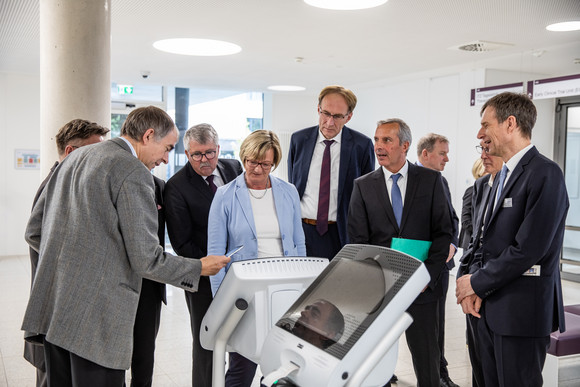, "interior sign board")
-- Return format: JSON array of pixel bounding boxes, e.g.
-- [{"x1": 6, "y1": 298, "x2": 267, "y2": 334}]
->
[
  {"x1": 470, "y1": 83, "x2": 524, "y2": 106},
  {"x1": 527, "y1": 74, "x2": 580, "y2": 100}
]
